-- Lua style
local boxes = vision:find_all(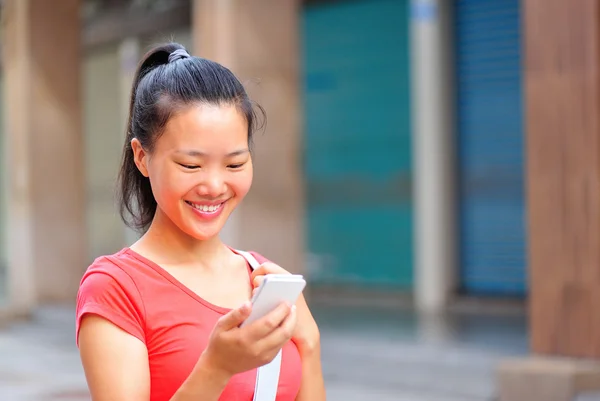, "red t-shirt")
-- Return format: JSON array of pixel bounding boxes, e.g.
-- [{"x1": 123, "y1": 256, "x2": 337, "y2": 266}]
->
[{"x1": 75, "y1": 248, "x2": 302, "y2": 401}]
